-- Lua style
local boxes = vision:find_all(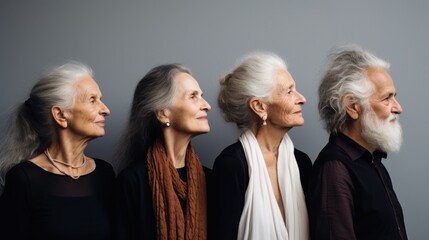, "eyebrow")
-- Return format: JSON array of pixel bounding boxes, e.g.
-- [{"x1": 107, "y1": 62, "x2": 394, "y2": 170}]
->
[
  {"x1": 381, "y1": 91, "x2": 396, "y2": 99},
  {"x1": 187, "y1": 90, "x2": 202, "y2": 95}
]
